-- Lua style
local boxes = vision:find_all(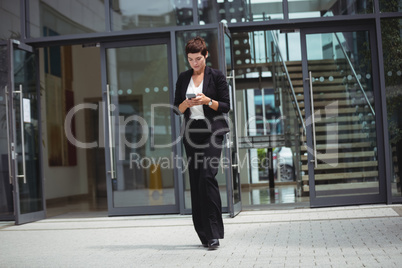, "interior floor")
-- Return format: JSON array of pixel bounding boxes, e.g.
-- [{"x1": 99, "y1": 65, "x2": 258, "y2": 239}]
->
[
  {"x1": 46, "y1": 198, "x2": 108, "y2": 219},
  {"x1": 44, "y1": 184, "x2": 309, "y2": 219},
  {"x1": 242, "y1": 184, "x2": 309, "y2": 206}
]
